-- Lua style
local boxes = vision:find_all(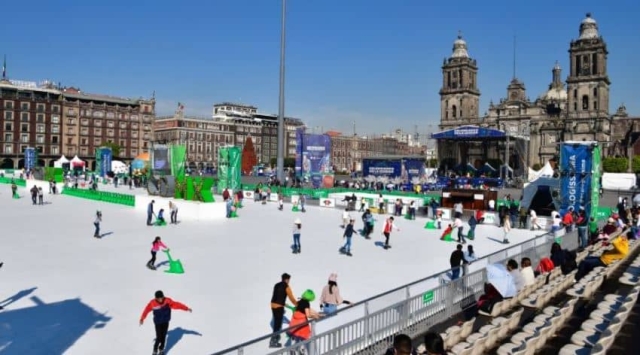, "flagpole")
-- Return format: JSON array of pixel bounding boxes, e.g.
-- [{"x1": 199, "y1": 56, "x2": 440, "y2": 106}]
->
[{"x1": 276, "y1": 0, "x2": 286, "y2": 182}]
